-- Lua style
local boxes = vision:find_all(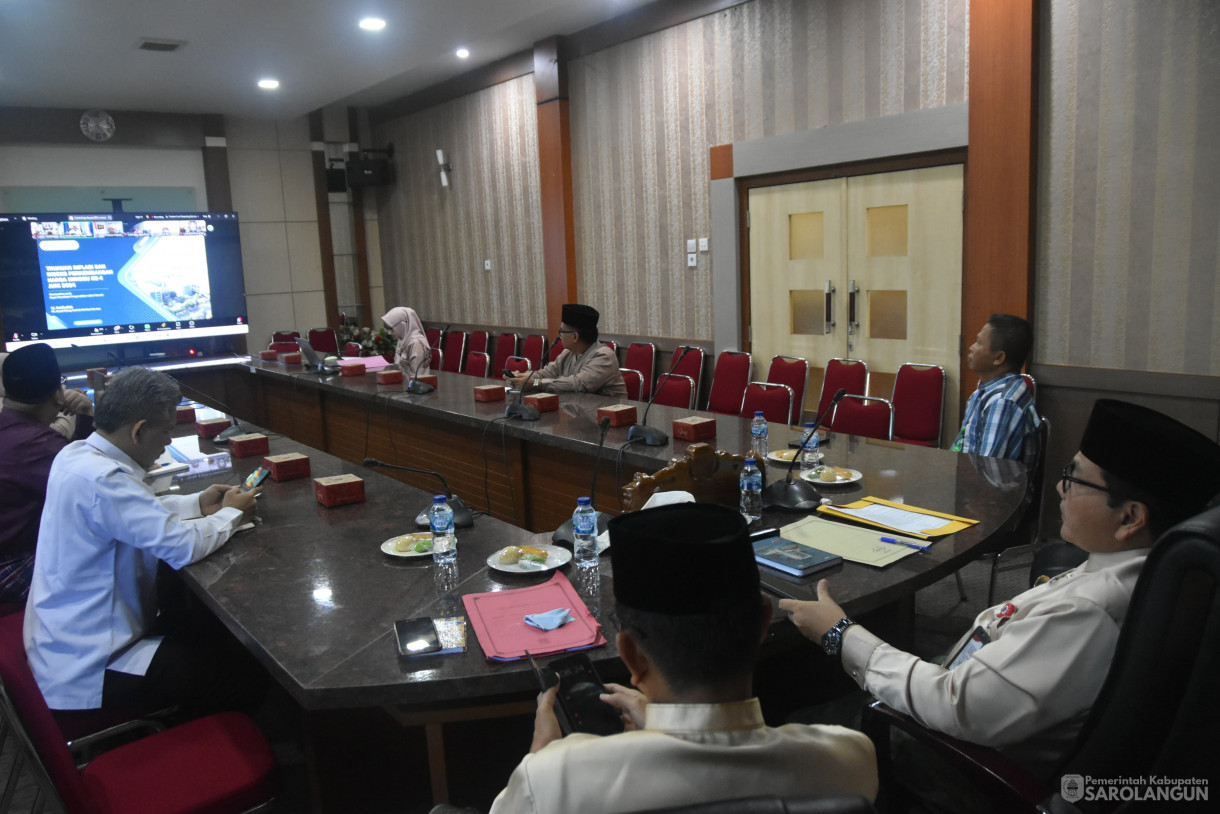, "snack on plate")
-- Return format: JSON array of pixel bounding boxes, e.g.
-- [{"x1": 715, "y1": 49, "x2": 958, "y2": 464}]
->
[
  {"x1": 498, "y1": 546, "x2": 523, "y2": 564},
  {"x1": 498, "y1": 544, "x2": 550, "y2": 565},
  {"x1": 819, "y1": 468, "x2": 837, "y2": 482},
  {"x1": 519, "y1": 545, "x2": 549, "y2": 564},
  {"x1": 394, "y1": 533, "x2": 433, "y2": 553}
]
